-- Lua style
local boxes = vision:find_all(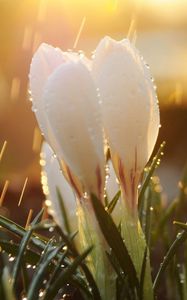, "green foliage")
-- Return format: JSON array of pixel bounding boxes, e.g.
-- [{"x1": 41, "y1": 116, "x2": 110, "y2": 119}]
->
[{"x1": 1, "y1": 142, "x2": 187, "y2": 299}]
